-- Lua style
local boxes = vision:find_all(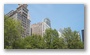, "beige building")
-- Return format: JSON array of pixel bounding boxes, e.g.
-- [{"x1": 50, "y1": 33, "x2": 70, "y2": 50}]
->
[
  {"x1": 31, "y1": 18, "x2": 51, "y2": 37},
  {"x1": 31, "y1": 22, "x2": 43, "y2": 36}
]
